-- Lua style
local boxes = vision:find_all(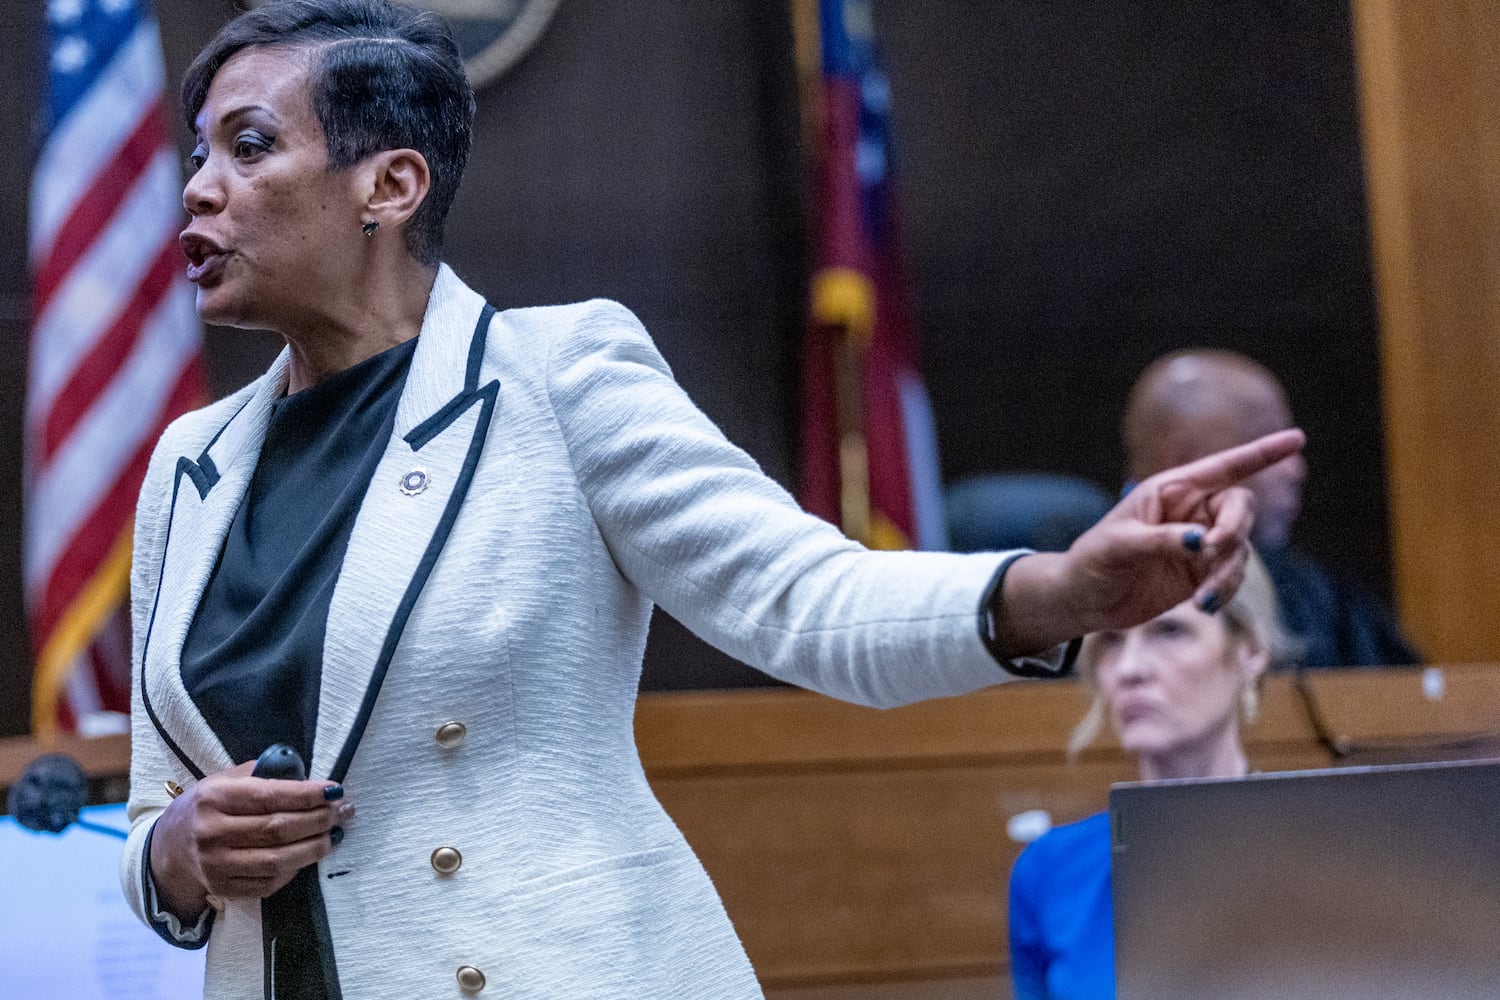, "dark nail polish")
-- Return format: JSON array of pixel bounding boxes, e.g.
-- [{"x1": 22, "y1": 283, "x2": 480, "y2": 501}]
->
[
  {"x1": 1183, "y1": 529, "x2": 1204, "y2": 553},
  {"x1": 1201, "y1": 592, "x2": 1222, "y2": 615},
  {"x1": 322, "y1": 784, "x2": 344, "y2": 801},
  {"x1": 330, "y1": 826, "x2": 345, "y2": 846}
]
